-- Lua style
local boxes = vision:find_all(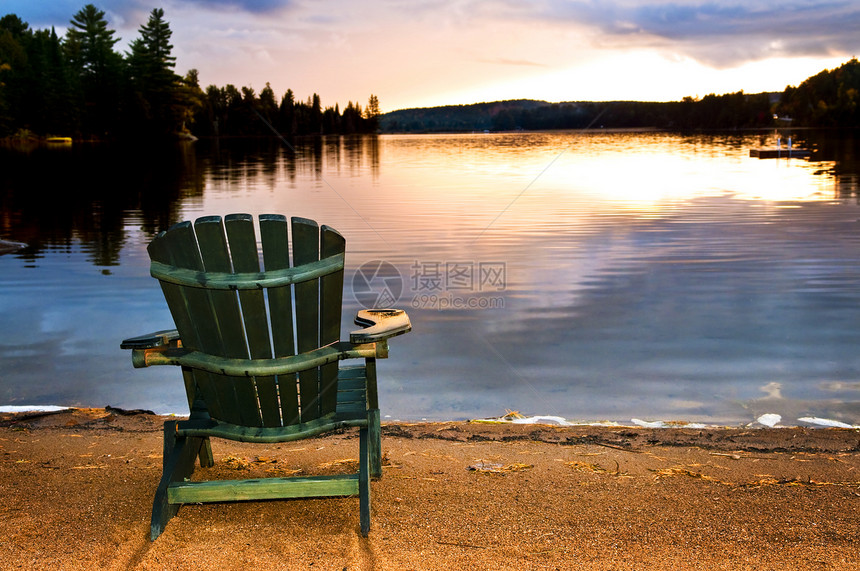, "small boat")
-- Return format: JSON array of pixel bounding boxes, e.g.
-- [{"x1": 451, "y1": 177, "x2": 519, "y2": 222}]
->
[{"x1": 45, "y1": 137, "x2": 72, "y2": 145}]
